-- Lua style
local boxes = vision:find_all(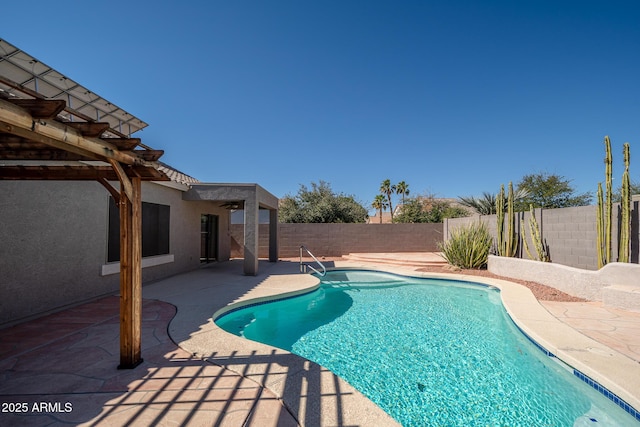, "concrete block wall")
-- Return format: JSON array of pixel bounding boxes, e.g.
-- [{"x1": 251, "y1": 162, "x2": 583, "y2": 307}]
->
[
  {"x1": 445, "y1": 196, "x2": 640, "y2": 270},
  {"x1": 542, "y1": 205, "x2": 601, "y2": 270},
  {"x1": 231, "y1": 223, "x2": 443, "y2": 258}
]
